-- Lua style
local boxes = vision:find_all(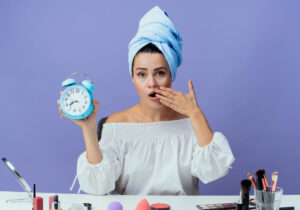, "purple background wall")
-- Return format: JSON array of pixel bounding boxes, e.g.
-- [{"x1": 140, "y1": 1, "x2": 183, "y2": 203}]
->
[{"x1": 0, "y1": 1, "x2": 299, "y2": 195}]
